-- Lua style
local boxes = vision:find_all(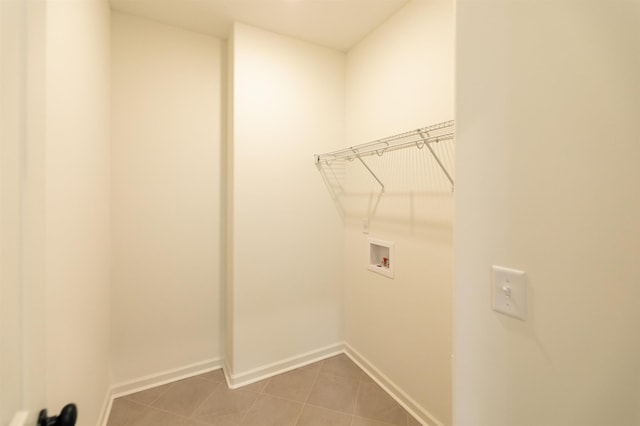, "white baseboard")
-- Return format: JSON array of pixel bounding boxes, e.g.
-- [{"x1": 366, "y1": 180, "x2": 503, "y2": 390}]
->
[
  {"x1": 98, "y1": 390, "x2": 113, "y2": 426},
  {"x1": 8, "y1": 411, "x2": 29, "y2": 426},
  {"x1": 344, "y1": 344, "x2": 444, "y2": 426},
  {"x1": 222, "y1": 358, "x2": 234, "y2": 389},
  {"x1": 98, "y1": 357, "x2": 223, "y2": 426},
  {"x1": 224, "y1": 342, "x2": 344, "y2": 389}
]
